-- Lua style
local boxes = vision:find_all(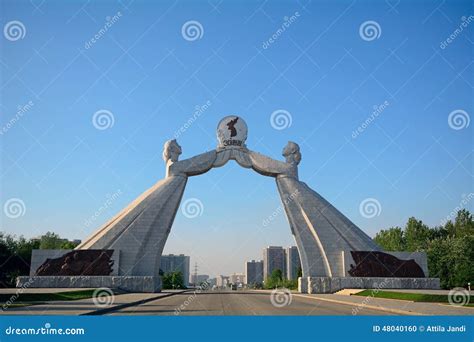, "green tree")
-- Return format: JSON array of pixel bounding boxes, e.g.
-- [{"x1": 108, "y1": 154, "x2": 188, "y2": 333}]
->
[
  {"x1": 264, "y1": 269, "x2": 284, "y2": 289},
  {"x1": 161, "y1": 272, "x2": 172, "y2": 289},
  {"x1": 426, "y1": 238, "x2": 450, "y2": 287},
  {"x1": 0, "y1": 233, "x2": 38, "y2": 287},
  {"x1": 0, "y1": 232, "x2": 78, "y2": 287},
  {"x1": 39, "y1": 232, "x2": 65, "y2": 249},
  {"x1": 449, "y1": 235, "x2": 474, "y2": 287},
  {"x1": 373, "y1": 209, "x2": 474, "y2": 289},
  {"x1": 271, "y1": 269, "x2": 283, "y2": 282},
  {"x1": 404, "y1": 217, "x2": 431, "y2": 251},
  {"x1": 374, "y1": 227, "x2": 405, "y2": 251},
  {"x1": 16, "y1": 236, "x2": 40, "y2": 262},
  {"x1": 427, "y1": 235, "x2": 473, "y2": 288},
  {"x1": 161, "y1": 271, "x2": 186, "y2": 289},
  {"x1": 429, "y1": 226, "x2": 449, "y2": 240},
  {"x1": 171, "y1": 271, "x2": 185, "y2": 289},
  {"x1": 451, "y1": 209, "x2": 474, "y2": 237},
  {"x1": 60, "y1": 240, "x2": 80, "y2": 249}
]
